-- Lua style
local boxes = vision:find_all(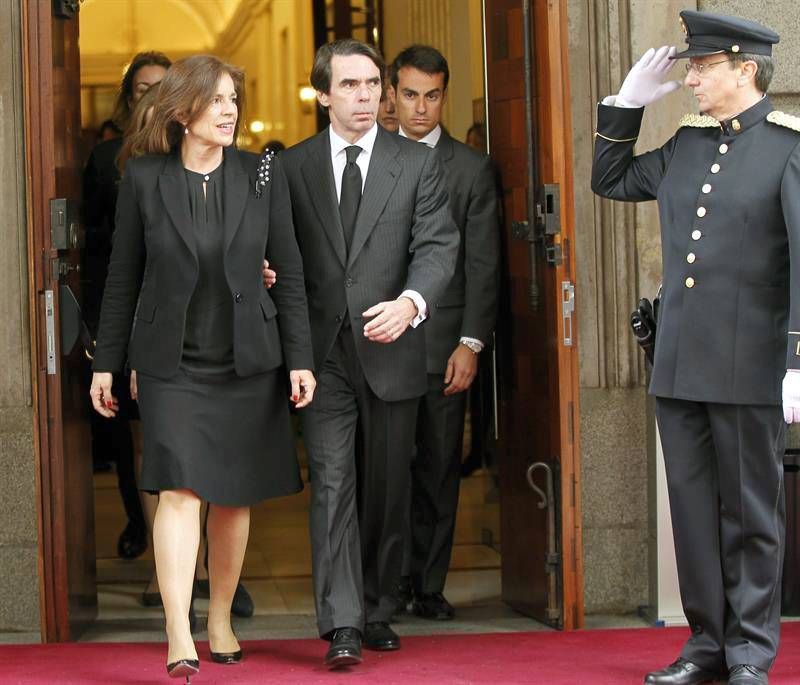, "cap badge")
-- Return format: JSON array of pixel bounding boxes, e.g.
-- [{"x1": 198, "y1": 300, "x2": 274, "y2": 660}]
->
[
  {"x1": 731, "y1": 44, "x2": 740, "y2": 53},
  {"x1": 679, "y1": 17, "x2": 688, "y2": 36}
]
